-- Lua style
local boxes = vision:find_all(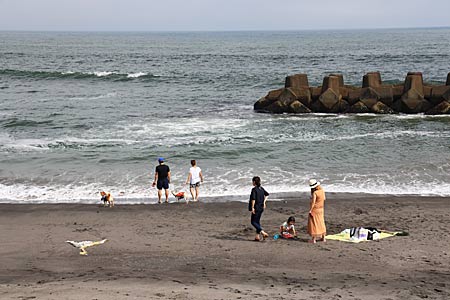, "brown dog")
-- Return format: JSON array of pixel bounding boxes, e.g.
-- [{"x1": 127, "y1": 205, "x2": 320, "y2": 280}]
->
[{"x1": 100, "y1": 191, "x2": 114, "y2": 207}]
